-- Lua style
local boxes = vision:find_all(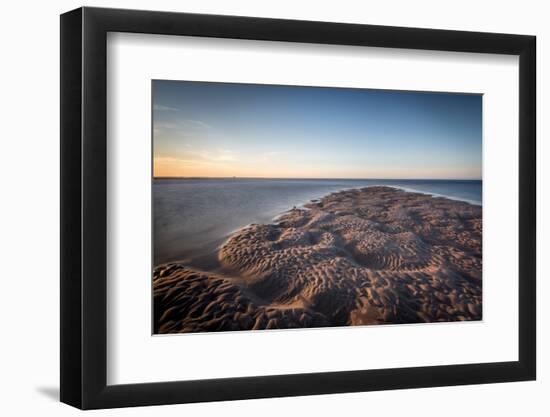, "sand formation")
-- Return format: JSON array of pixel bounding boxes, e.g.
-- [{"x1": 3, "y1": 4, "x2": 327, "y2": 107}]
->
[{"x1": 154, "y1": 186, "x2": 482, "y2": 333}]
